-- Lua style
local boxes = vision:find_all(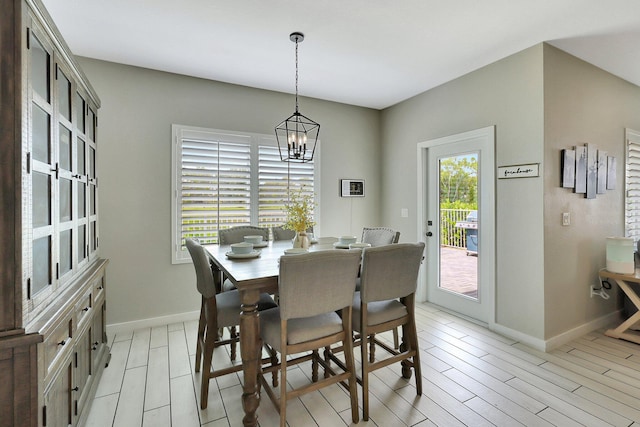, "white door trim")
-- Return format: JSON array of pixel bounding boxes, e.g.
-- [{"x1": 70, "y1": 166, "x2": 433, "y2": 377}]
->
[{"x1": 416, "y1": 126, "x2": 496, "y2": 326}]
